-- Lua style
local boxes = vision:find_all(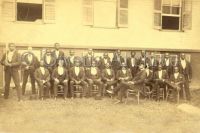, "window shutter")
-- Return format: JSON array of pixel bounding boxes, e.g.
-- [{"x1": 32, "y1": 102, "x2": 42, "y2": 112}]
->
[
  {"x1": 82, "y1": 0, "x2": 93, "y2": 26},
  {"x1": 118, "y1": 0, "x2": 128, "y2": 27},
  {"x1": 154, "y1": 0, "x2": 162, "y2": 30},
  {"x1": 43, "y1": 0, "x2": 55, "y2": 23},
  {"x1": 182, "y1": 0, "x2": 192, "y2": 30},
  {"x1": 2, "y1": 0, "x2": 16, "y2": 21}
]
